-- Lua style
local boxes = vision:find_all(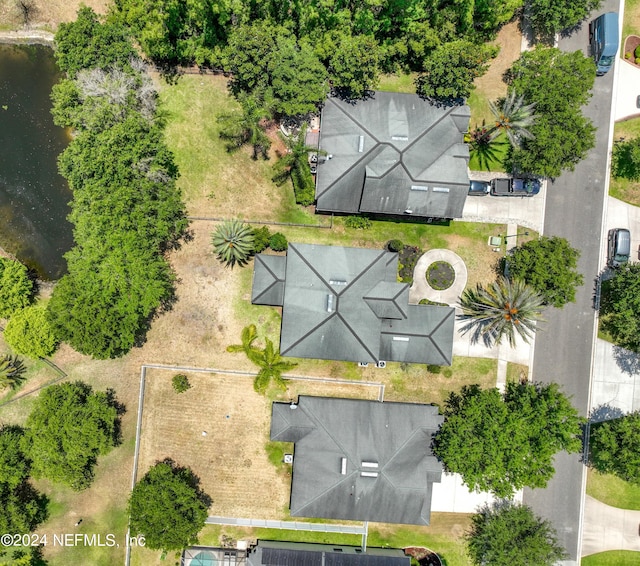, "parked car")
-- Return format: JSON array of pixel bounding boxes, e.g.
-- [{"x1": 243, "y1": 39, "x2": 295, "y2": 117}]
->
[
  {"x1": 490, "y1": 177, "x2": 541, "y2": 197},
  {"x1": 468, "y1": 180, "x2": 490, "y2": 196},
  {"x1": 589, "y1": 12, "x2": 619, "y2": 76},
  {"x1": 608, "y1": 228, "x2": 631, "y2": 268}
]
